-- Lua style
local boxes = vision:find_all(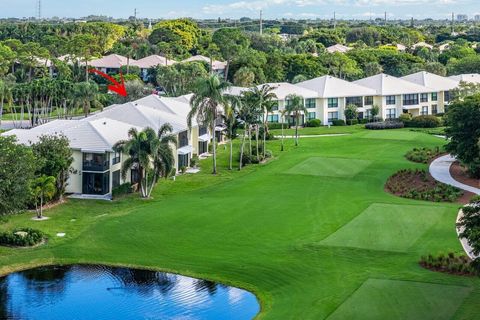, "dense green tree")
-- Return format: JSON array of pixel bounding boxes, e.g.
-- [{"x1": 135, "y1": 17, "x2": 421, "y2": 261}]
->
[
  {"x1": 156, "y1": 61, "x2": 208, "y2": 96},
  {"x1": 212, "y1": 28, "x2": 250, "y2": 80},
  {"x1": 0, "y1": 136, "x2": 37, "y2": 215},
  {"x1": 447, "y1": 55, "x2": 480, "y2": 75},
  {"x1": 344, "y1": 104, "x2": 359, "y2": 125},
  {"x1": 32, "y1": 134, "x2": 73, "y2": 201},
  {"x1": 149, "y1": 19, "x2": 200, "y2": 56},
  {"x1": 233, "y1": 67, "x2": 255, "y2": 87},
  {"x1": 445, "y1": 94, "x2": 480, "y2": 177},
  {"x1": 283, "y1": 54, "x2": 327, "y2": 82},
  {"x1": 31, "y1": 175, "x2": 56, "y2": 219},
  {"x1": 284, "y1": 94, "x2": 307, "y2": 146}
]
